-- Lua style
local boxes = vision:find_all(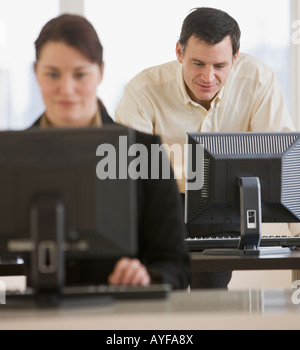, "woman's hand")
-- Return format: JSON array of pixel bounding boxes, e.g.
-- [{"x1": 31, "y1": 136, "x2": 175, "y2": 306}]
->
[{"x1": 108, "y1": 257, "x2": 151, "y2": 286}]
